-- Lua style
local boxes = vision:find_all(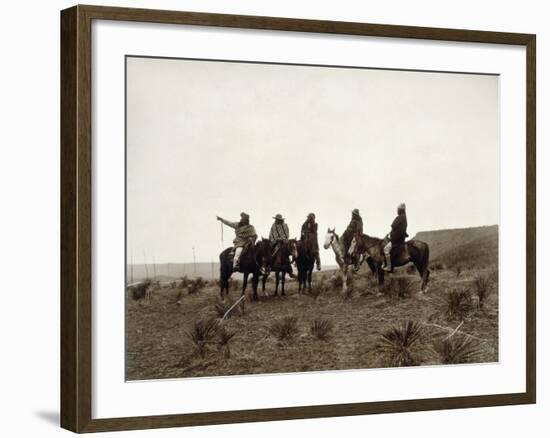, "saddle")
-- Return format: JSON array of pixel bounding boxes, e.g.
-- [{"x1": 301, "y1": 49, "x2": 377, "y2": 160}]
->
[{"x1": 390, "y1": 242, "x2": 409, "y2": 263}]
